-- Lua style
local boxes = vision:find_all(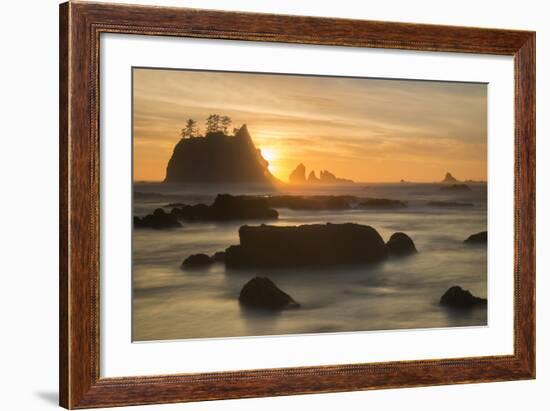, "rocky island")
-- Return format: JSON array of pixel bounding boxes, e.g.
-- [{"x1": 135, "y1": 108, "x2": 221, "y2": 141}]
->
[{"x1": 164, "y1": 124, "x2": 279, "y2": 185}]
